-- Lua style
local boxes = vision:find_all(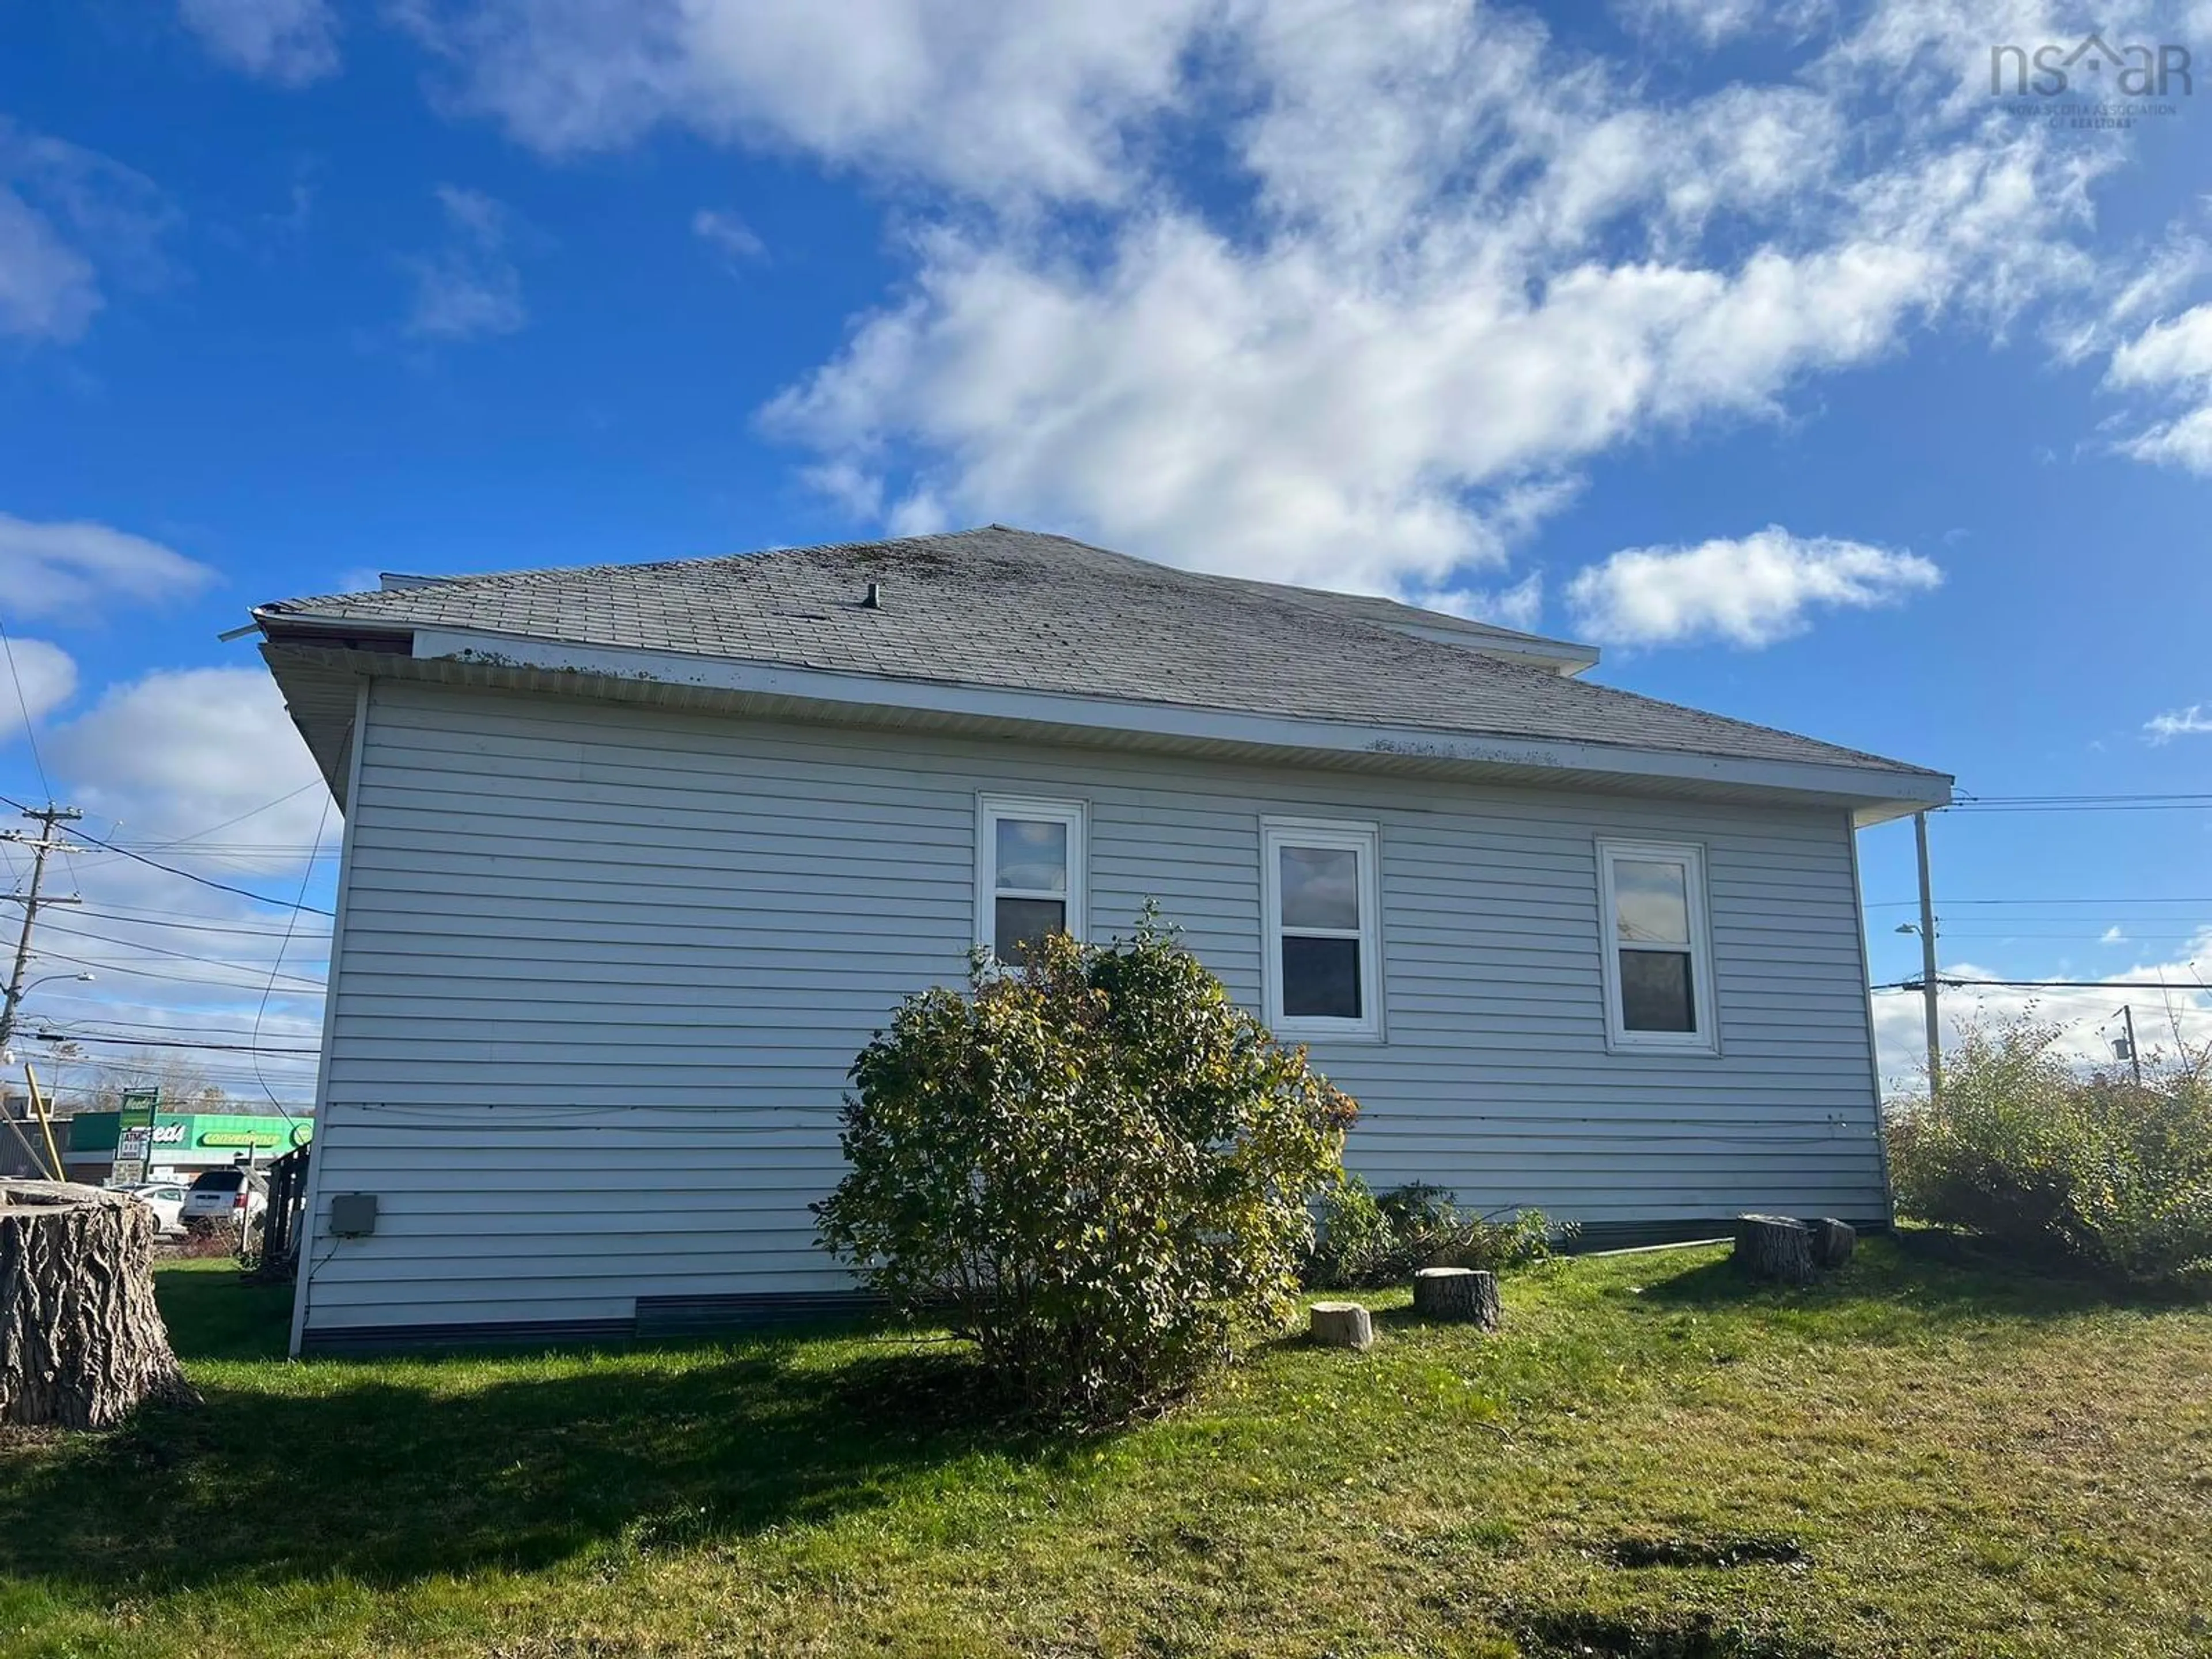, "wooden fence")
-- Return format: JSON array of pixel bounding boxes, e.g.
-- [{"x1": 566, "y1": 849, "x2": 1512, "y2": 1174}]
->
[{"x1": 251, "y1": 1145, "x2": 311, "y2": 1282}]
